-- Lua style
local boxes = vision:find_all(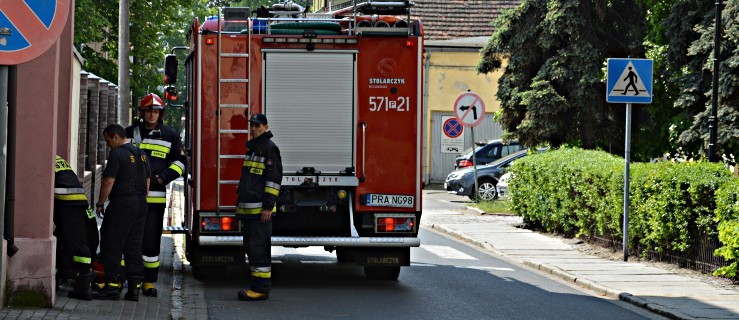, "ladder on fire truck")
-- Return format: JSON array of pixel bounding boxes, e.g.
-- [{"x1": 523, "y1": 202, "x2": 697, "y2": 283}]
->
[{"x1": 217, "y1": 7, "x2": 252, "y2": 212}]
